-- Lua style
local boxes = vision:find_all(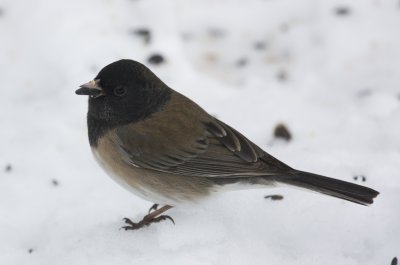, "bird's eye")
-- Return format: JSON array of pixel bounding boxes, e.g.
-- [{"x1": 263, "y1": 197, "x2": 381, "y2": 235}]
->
[{"x1": 113, "y1": 86, "x2": 127, "y2": 97}]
